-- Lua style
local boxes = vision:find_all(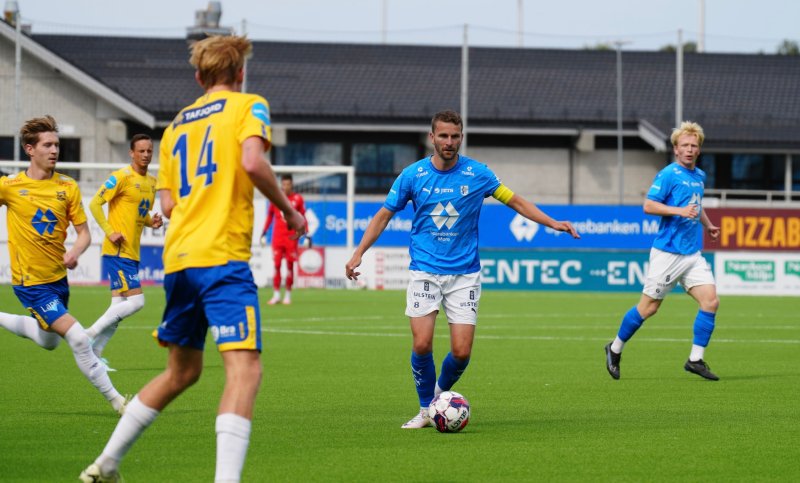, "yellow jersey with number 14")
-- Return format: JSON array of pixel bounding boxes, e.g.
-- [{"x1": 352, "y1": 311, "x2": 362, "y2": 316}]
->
[
  {"x1": 158, "y1": 90, "x2": 271, "y2": 274},
  {"x1": 0, "y1": 171, "x2": 87, "y2": 286}
]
